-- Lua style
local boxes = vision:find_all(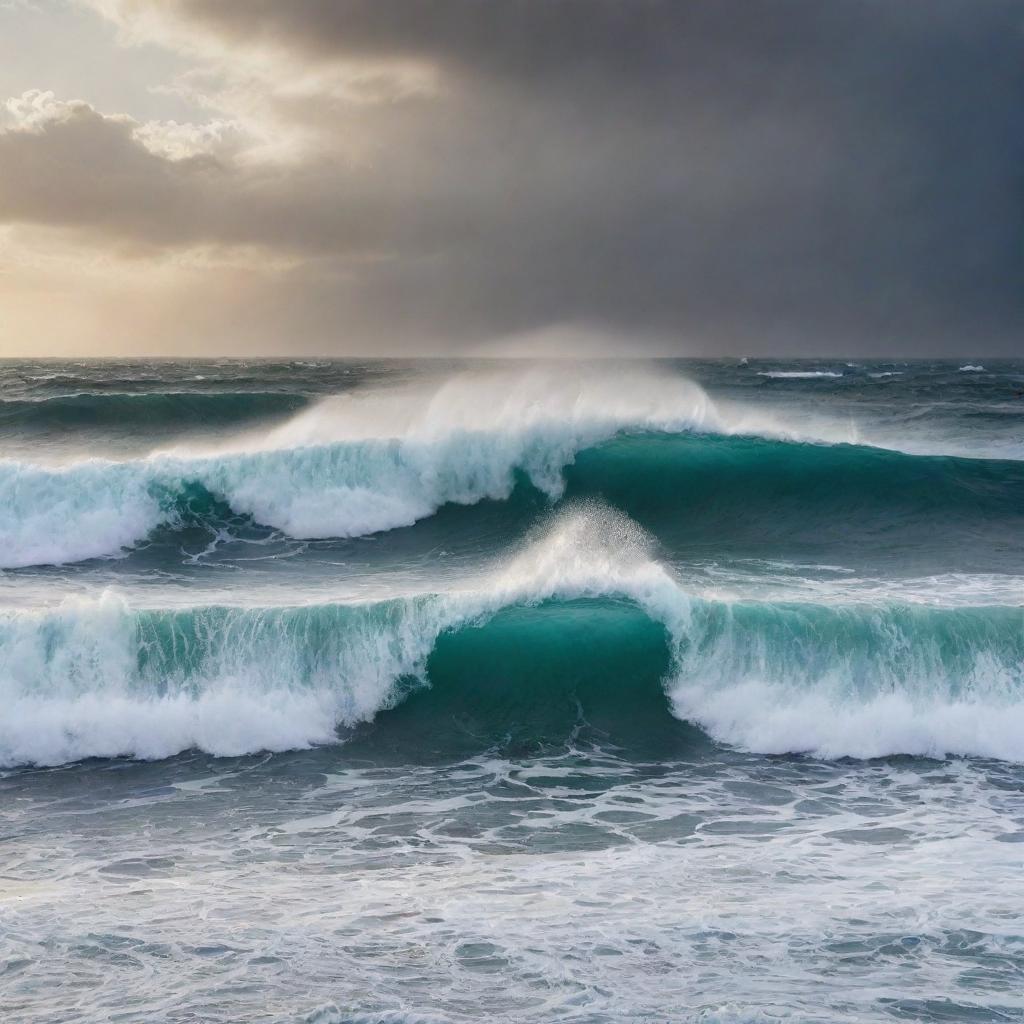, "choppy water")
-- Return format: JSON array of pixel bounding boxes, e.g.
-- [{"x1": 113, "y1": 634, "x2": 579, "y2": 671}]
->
[{"x1": 1, "y1": 358, "x2": 1023, "y2": 1022}]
